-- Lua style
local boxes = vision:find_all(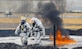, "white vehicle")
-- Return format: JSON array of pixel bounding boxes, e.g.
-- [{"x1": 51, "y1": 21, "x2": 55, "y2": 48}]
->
[{"x1": 4, "y1": 11, "x2": 12, "y2": 17}]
